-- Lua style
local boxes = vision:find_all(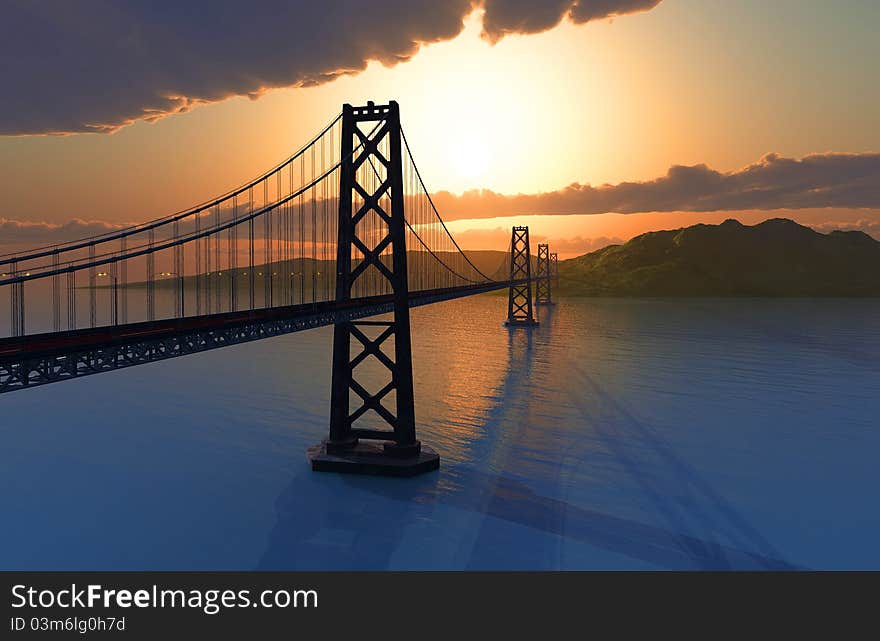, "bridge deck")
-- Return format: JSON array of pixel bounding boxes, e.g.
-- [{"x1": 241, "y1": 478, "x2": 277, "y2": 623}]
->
[{"x1": 0, "y1": 281, "x2": 511, "y2": 393}]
